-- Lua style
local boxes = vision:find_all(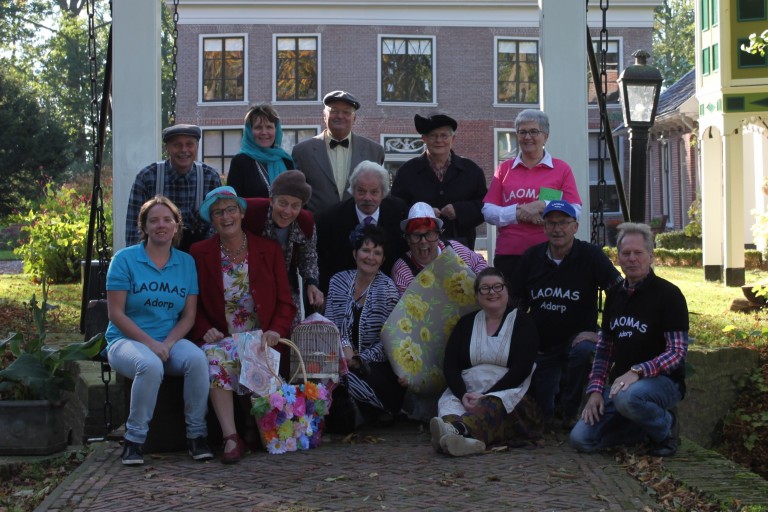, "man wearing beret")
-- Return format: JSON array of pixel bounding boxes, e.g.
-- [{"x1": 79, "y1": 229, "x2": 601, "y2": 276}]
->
[
  {"x1": 509, "y1": 200, "x2": 622, "y2": 429},
  {"x1": 292, "y1": 90, "x2": 385, "y2": 214},
  {"x1": 125, "y1": 124, "x2": 222, "y2": 252},
  {"x1": 391, "y1": 113, "x2": 487, "y2": 250}
]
